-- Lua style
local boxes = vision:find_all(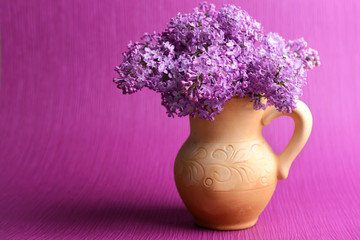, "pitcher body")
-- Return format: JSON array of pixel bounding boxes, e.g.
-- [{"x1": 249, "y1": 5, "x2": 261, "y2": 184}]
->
[{"x1": 174, "y1": 97, "x2": 312, "y2": 230}]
